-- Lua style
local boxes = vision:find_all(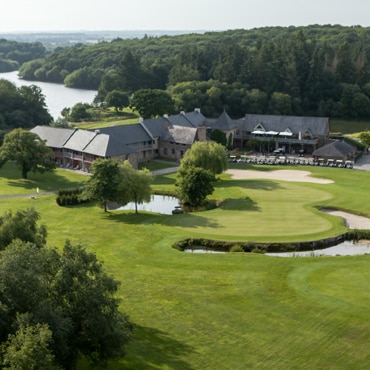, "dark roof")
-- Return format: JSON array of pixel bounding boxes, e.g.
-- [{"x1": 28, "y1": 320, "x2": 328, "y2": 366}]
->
[
  {"x1": 141, "y1": 117, "x2": 169, "y2": 138},
  {"x1": 312, "y1": 141, "x2": 356, "y2": 157},
  {"x1": 166, "y1": 110, "x2": 206, "y2": 128},
  {"x1": 210, "y1": 111, "x2": 238, "y2": 130},
  {"x1": 83, "y1": 133, "x2": 135, "y2": 157},
  {"x1": 31, "y1": 126, "x2": 74, "y2": 148},
  {"x1": 239, "y1": 114, "x2": 329, "y2": 137},
  {"x1": 167, "y1": 113, "x2": 194, "y2": 127},
  {"x1": 97, "y1": 123, "x2": 152, "y2": 145}
]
